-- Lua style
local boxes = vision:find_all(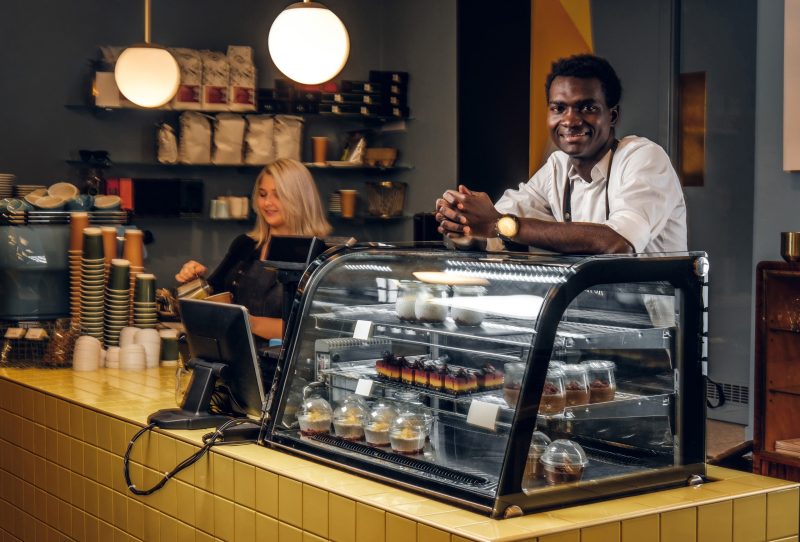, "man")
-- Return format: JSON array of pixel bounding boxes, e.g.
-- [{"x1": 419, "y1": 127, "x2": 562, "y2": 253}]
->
[{"x1": 436, "y1": 54, "x2": 686, "y2": 254}]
